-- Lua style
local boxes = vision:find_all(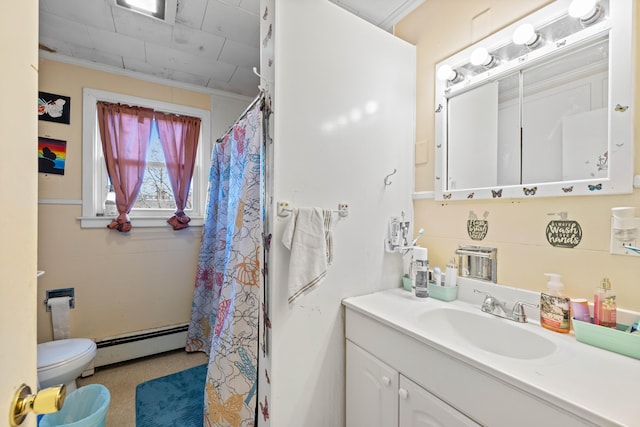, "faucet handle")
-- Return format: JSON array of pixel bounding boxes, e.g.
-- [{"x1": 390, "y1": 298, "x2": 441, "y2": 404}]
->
[
  {"x1": 511, "y1": 301, "x2": 539, "y2": 323},
  {"x1": 473, "y1": 289, "x2": 496, "y2": 313}
]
